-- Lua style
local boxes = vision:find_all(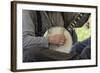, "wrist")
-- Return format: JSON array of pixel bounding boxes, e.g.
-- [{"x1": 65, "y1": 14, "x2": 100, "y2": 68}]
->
[{"x1": 48, "y1": 35, "x2": 51, "y2": 44}]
